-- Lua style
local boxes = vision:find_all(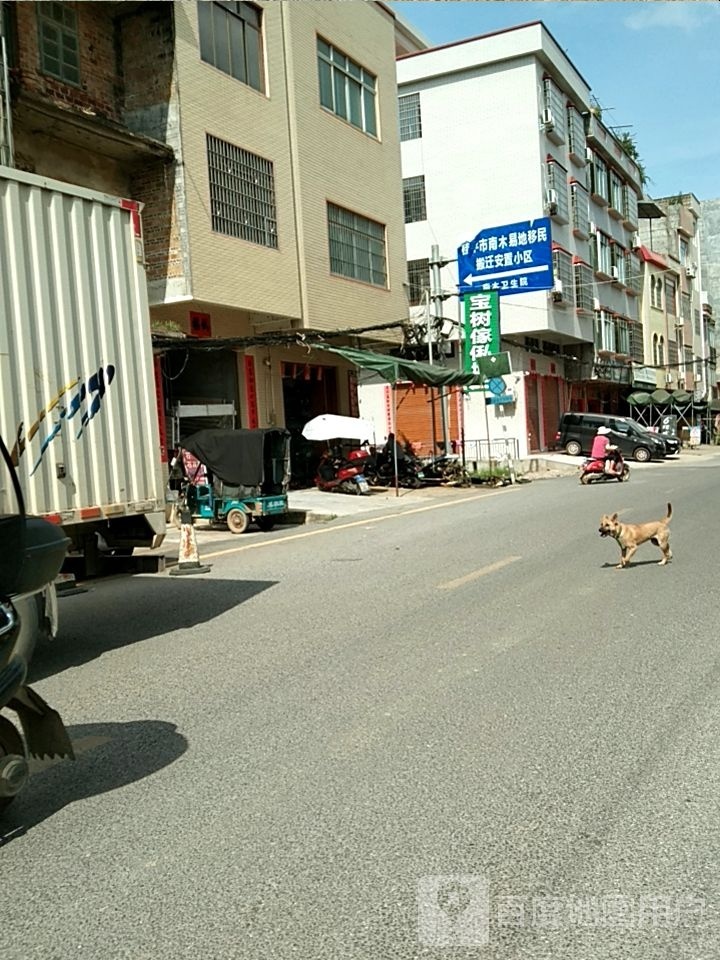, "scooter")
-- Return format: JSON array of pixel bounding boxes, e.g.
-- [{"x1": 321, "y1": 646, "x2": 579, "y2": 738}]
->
[
  {"x1": 364, "y1": 436, "x2": 424, "y2": 489},
  {"x1": 1, "y1": 434, "x2": 74, "y2": 813},
  {"x1": 314, "y1": 446, "x2": 371, "y2": 495},
  {"x1": 579, "y1": 448, "x2": 630, "y2": 485}
]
